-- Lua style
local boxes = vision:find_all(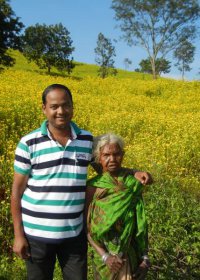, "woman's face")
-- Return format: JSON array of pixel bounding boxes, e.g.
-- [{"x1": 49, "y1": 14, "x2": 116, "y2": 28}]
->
[{"x1": 99, "y1": 143, "x2": 124, "y2": 175}]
